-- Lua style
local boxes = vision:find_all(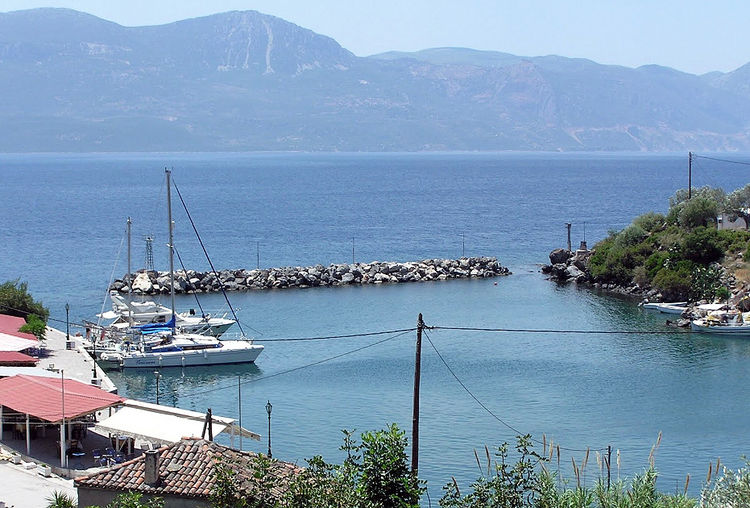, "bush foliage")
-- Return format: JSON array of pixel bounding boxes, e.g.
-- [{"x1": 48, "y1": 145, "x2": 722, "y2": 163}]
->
[{"x1": 588, "y1": 185, "x2": 750, "y2": 301}]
